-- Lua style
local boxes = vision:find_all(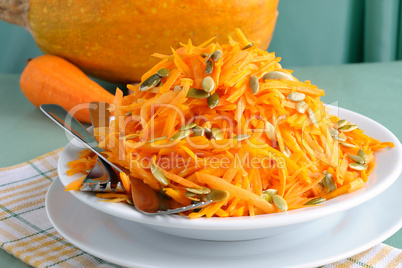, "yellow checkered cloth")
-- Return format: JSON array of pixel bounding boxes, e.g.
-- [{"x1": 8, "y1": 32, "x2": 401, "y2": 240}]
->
[{"x1": 0, "y1": 150, "x2": 401, "y2": 268}]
